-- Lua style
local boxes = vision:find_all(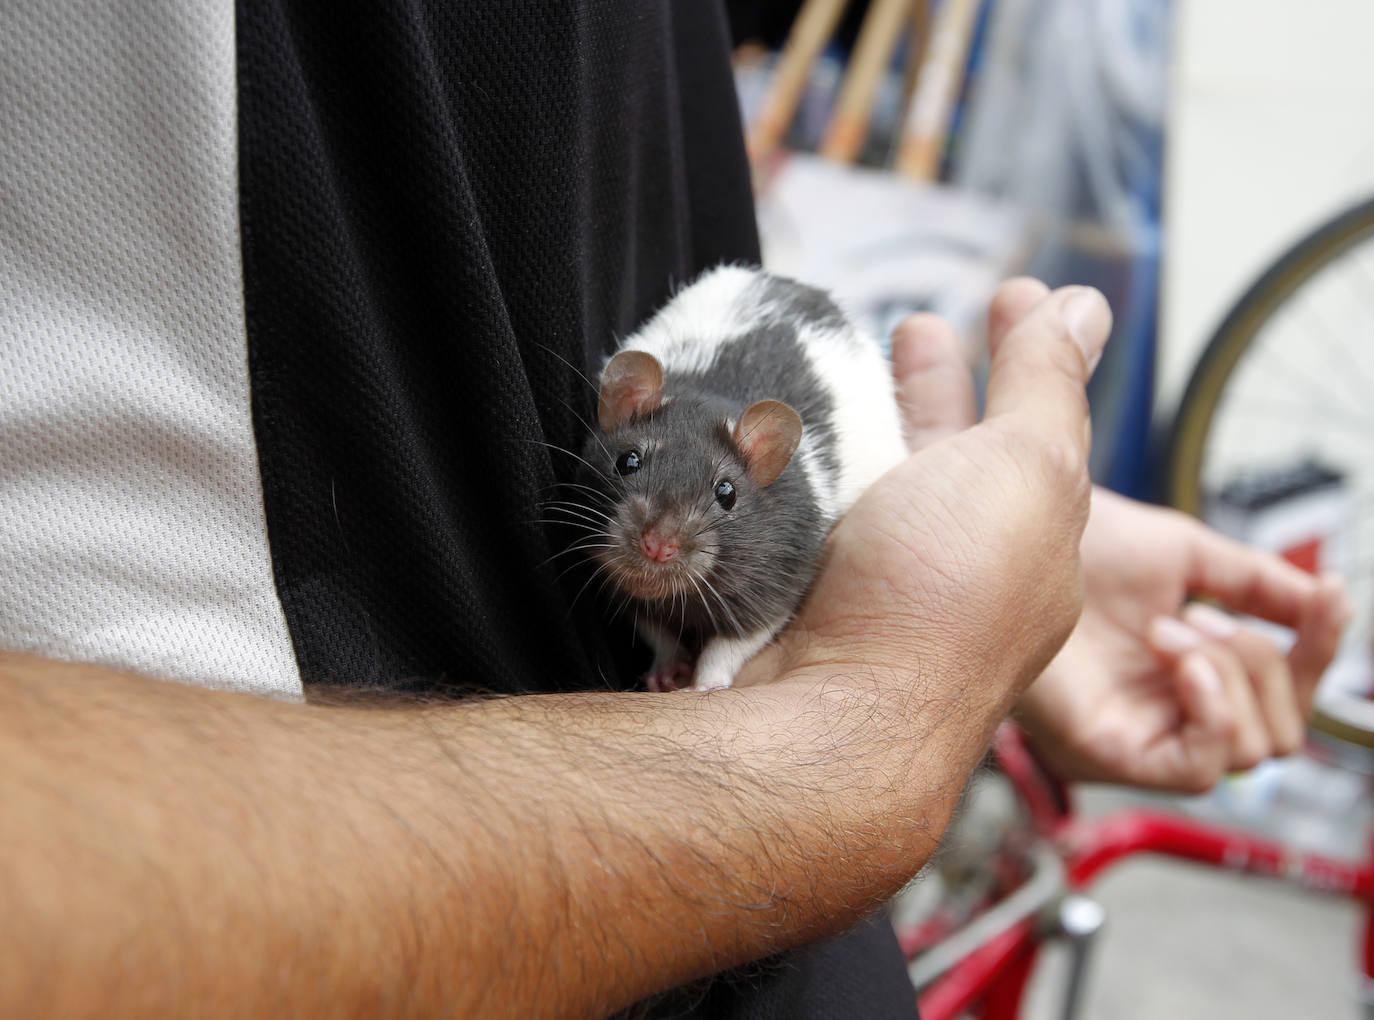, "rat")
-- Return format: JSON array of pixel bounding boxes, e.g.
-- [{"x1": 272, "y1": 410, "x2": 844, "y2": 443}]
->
[{"x1": 572, "y1": 265, "x2": 908, "y2": 692}]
